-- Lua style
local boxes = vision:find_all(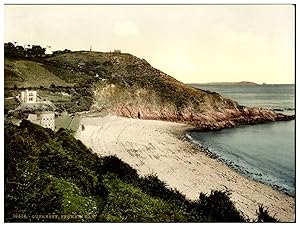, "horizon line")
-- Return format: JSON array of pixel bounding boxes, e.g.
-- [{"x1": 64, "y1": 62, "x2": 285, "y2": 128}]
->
[{"x1": 187, "y1": 82, "x2": 295, "y2": 85}]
